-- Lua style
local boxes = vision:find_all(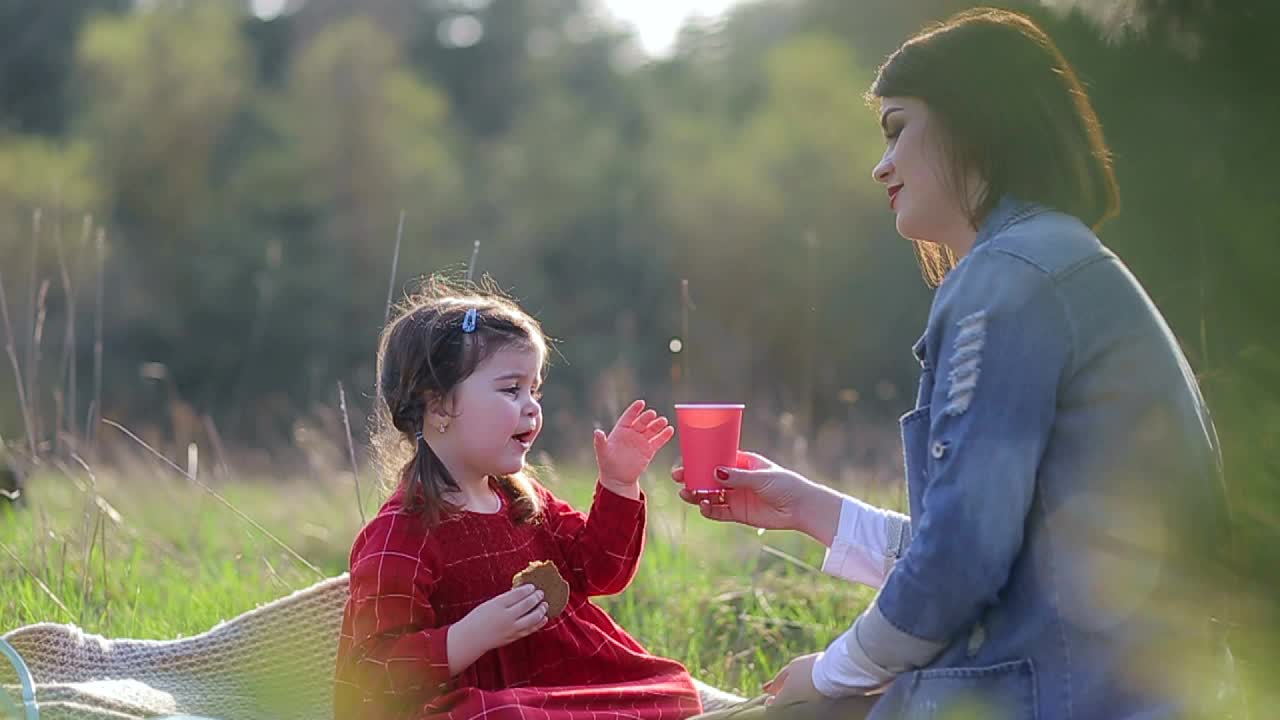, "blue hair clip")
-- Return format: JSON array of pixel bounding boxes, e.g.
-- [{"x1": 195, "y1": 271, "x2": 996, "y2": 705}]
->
[{"x1": 462, "y1": 308, "x2": 478, "y2": 333}]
